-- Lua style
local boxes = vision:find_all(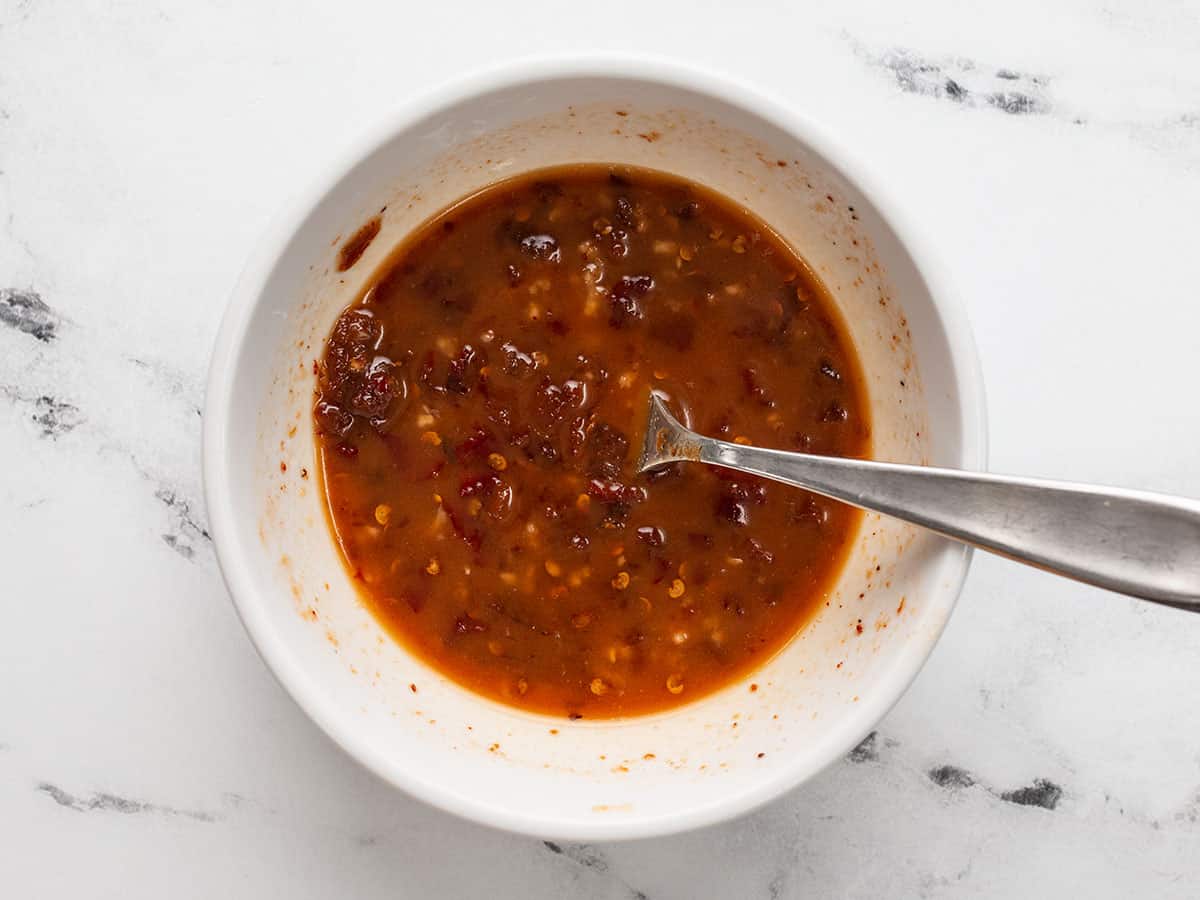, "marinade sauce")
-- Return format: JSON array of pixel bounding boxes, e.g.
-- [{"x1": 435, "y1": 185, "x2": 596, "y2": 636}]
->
[{"x1": 314, "y1": 165, "x2": 869, "y2": 717}]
